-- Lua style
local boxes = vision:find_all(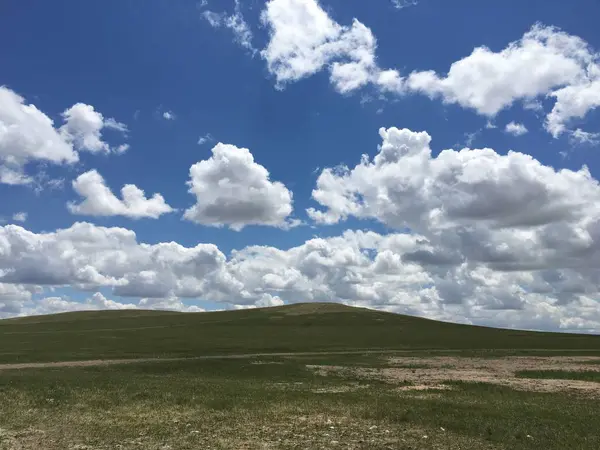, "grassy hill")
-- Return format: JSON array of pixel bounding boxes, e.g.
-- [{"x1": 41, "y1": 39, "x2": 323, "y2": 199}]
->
[
  {"x1": 1, "y1": 303, "x2": 599, "y2": 364},
  {"x1": 2, "y1": 303, "x2": 600, "y2": 449}
]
